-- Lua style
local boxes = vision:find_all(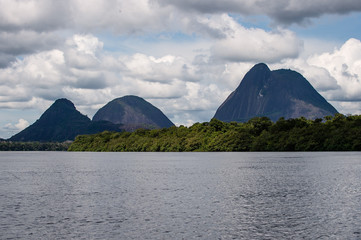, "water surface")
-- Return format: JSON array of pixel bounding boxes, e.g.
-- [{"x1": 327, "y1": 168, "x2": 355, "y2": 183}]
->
[{"x1": 1, "y1": 152, "x2": 361, "y2": 239}]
